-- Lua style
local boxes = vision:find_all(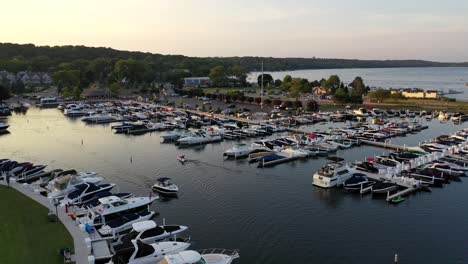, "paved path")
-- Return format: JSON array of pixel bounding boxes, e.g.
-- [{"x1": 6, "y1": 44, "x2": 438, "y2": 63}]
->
[{"x1": 1, "y1": 179, "x2": 89, "y2": 264}]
